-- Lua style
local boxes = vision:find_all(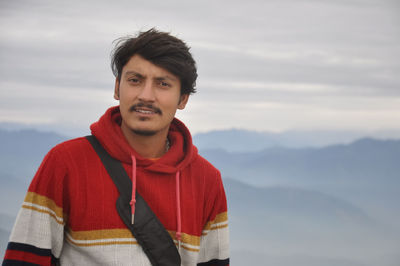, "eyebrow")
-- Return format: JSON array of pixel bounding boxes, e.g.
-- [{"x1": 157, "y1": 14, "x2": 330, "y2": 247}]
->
[
  {"x1": 124, "y1": 71, "x2": 178, "y2": 81},
  {"x1": 124, "y1": 71, "x2": 144, "y2": 79}
]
